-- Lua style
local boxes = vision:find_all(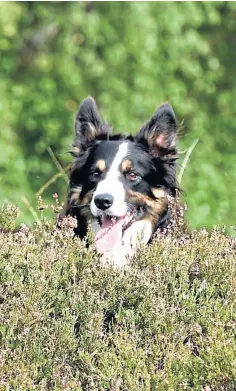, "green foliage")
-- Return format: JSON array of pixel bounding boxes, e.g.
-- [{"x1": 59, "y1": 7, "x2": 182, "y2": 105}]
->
[
  {"x1": 0, "y1": 2, "x2": 235, "y2": 228},
  {"x1": 0, "y1": 205, "x2": 235, "y2": 390},
  {"x1": 0, "y1": 203, "x2": 19, "y2": 231}
]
